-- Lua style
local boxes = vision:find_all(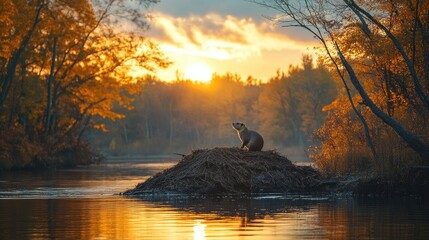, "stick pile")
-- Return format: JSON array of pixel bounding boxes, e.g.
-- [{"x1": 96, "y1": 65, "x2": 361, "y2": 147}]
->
[{"x1": 124, "y1": 147, "x2": 322, "y2": 195}]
